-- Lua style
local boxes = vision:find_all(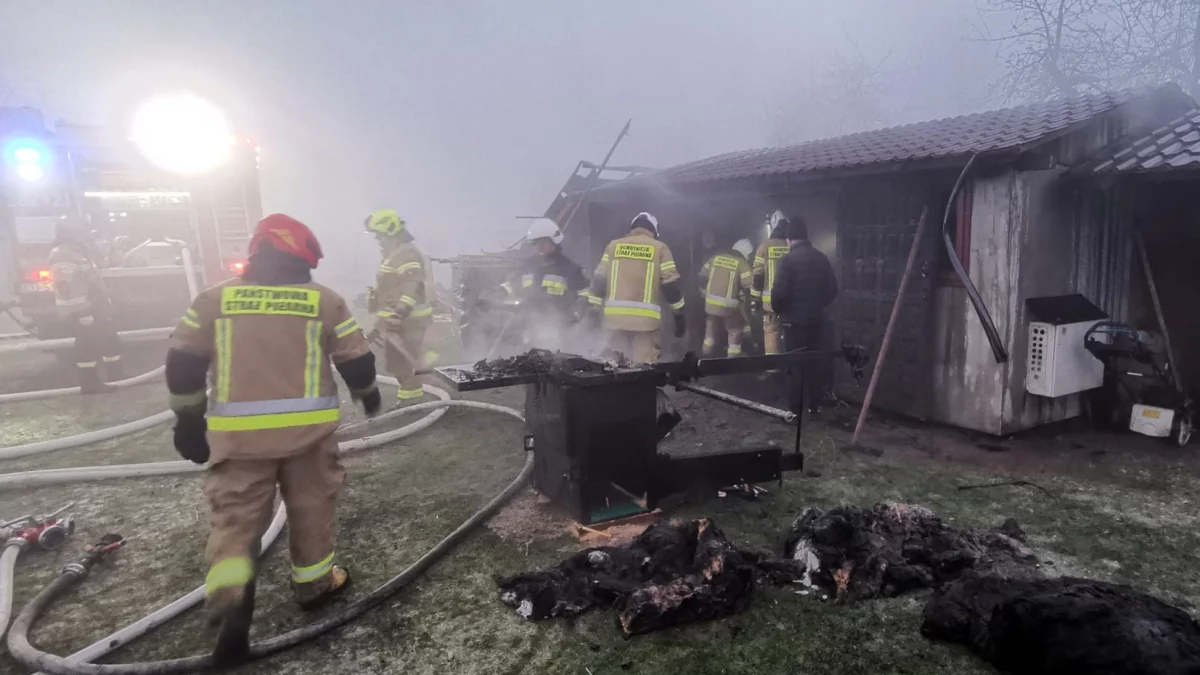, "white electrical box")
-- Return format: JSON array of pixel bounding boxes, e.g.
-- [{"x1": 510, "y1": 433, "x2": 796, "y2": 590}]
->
[
  {"x1": 1025, "y1": 294, "x2": 1109, "y2": 399},
  {"x1": 1026, "y1": 320, "x2": 1106, "y2": 397}
]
